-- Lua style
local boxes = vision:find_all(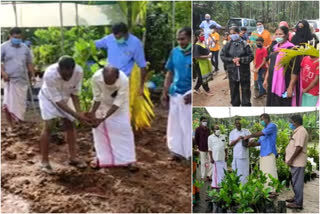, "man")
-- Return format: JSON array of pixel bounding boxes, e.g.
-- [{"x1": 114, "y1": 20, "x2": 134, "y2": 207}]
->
[
  {"x1": 38, "y1": 56, "x2": 90, "y2": 174},
  {"x1": 195, "y1": 117, "x2": 212, "y2": 181},
  {"x1": 1, "y1": 27, "x2": 35, "y2": 130},
  {"x1": 161, "y1": 27, "x2": 192, "y2": 161},
  {"x1": 229, "y1": 118, "x2": 251, "y2": 184},
  {"x1": 249, "y1": 20, "x2": 272, "y2": 49},
  {"x1": 285, "y1": 115, "x2": 308, "y2": 209},
  {"x1": 87, "y1": 66, "x2": 138, "y2": 171},
  {"x1": 95, "y1": 22, "x2": 152, "y2": 129},
  {"x1": 240, "y1": 27, "x2": 249, "y2": 42},
  {"x1": 199, "y1": 14, "x2": 222, "y2": 39},
  {"x1": 245, "y1": 113, "x2": 278, "y2": 197},
  {"x1": 208, "y1": 125, "x2": 227, "y2": 188},
  {"x1": 207, "y1": 24, "x2": 220, "y2": 73}
]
